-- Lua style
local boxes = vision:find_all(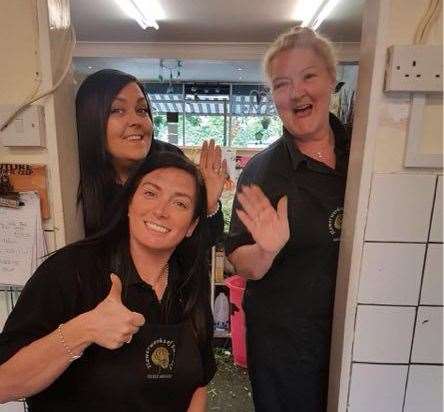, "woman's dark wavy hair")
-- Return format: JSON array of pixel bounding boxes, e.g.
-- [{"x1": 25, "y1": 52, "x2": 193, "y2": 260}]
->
[
  {"x1": 69, "y1": 151, "x2": 212, "y2": 351},
  {"x1": 76, "y1": 69, "x2": 153, "y2": 236}
]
